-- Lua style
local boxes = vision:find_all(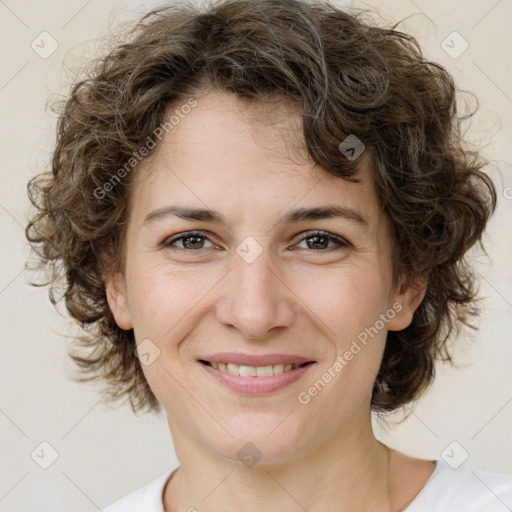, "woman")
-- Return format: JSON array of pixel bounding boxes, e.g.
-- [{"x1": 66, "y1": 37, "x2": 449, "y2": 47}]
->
[{"x1": 25, "y1": 0, "x2": 512, "y2": 510}]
